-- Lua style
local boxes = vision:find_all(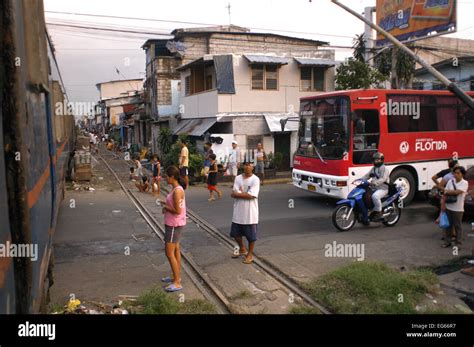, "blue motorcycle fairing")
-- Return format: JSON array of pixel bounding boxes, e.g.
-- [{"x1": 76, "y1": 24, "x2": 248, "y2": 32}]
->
[
  {"x1": 347, "y1": 187, "x2": 365, "y2": 199},
  {"x1": 335, "y1": 199, "x2": 356, "y2": 208},
  {"x1": 382, "y1": 191, "x2": 401, "y2": 207}
]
